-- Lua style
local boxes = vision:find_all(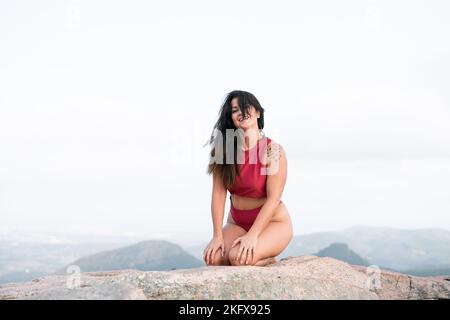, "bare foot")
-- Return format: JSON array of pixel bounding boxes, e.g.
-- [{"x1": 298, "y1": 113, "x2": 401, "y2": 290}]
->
[{"x1": 254, "y1": 256, "x2": 277, "y2": 267}]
